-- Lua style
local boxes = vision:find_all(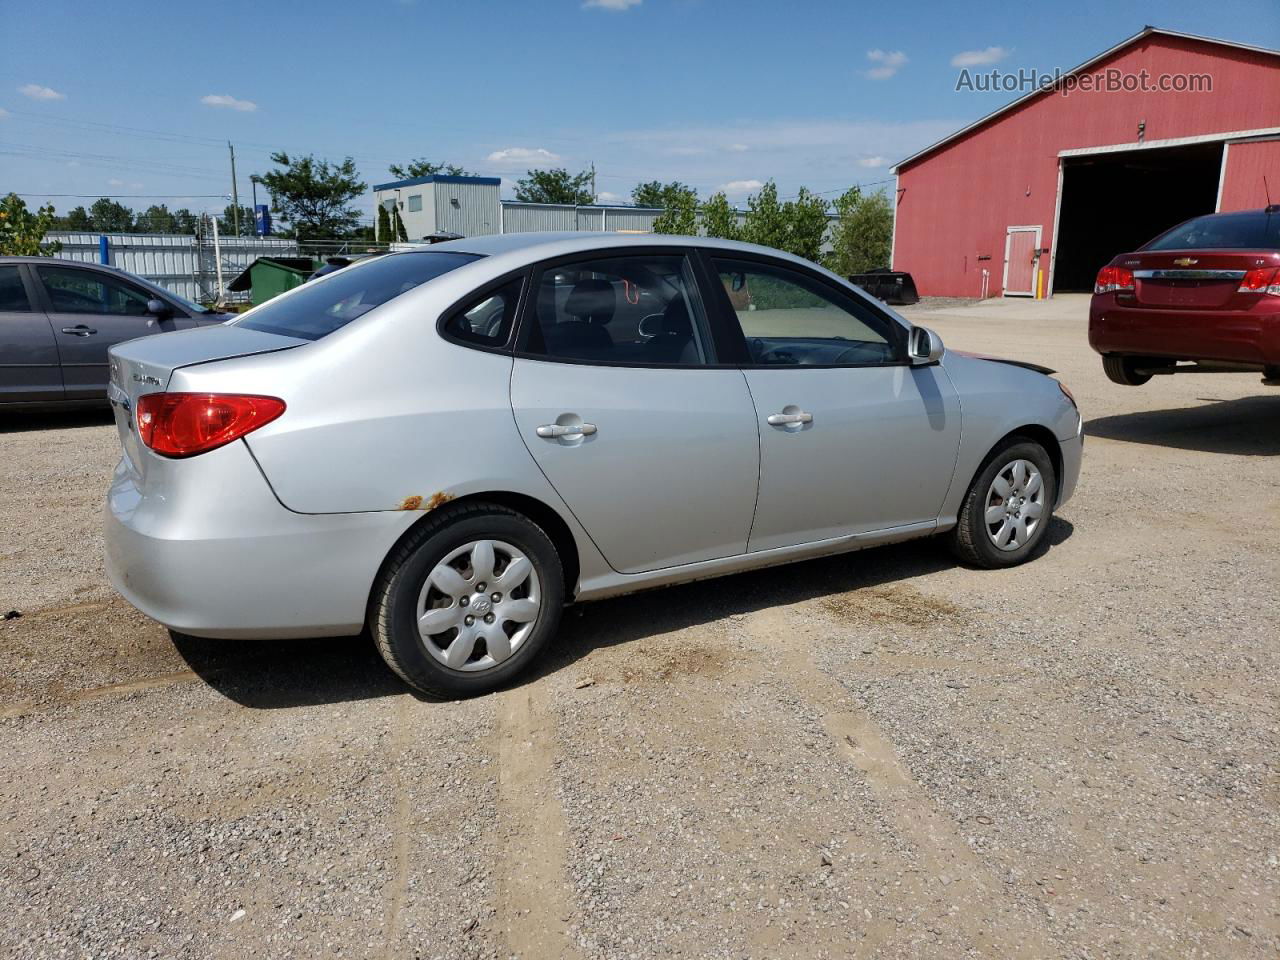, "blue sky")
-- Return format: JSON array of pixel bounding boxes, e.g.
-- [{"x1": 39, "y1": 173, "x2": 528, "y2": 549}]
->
[{"x1": 3, "y1": 0, "x2": 1278, "y2": 224}]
